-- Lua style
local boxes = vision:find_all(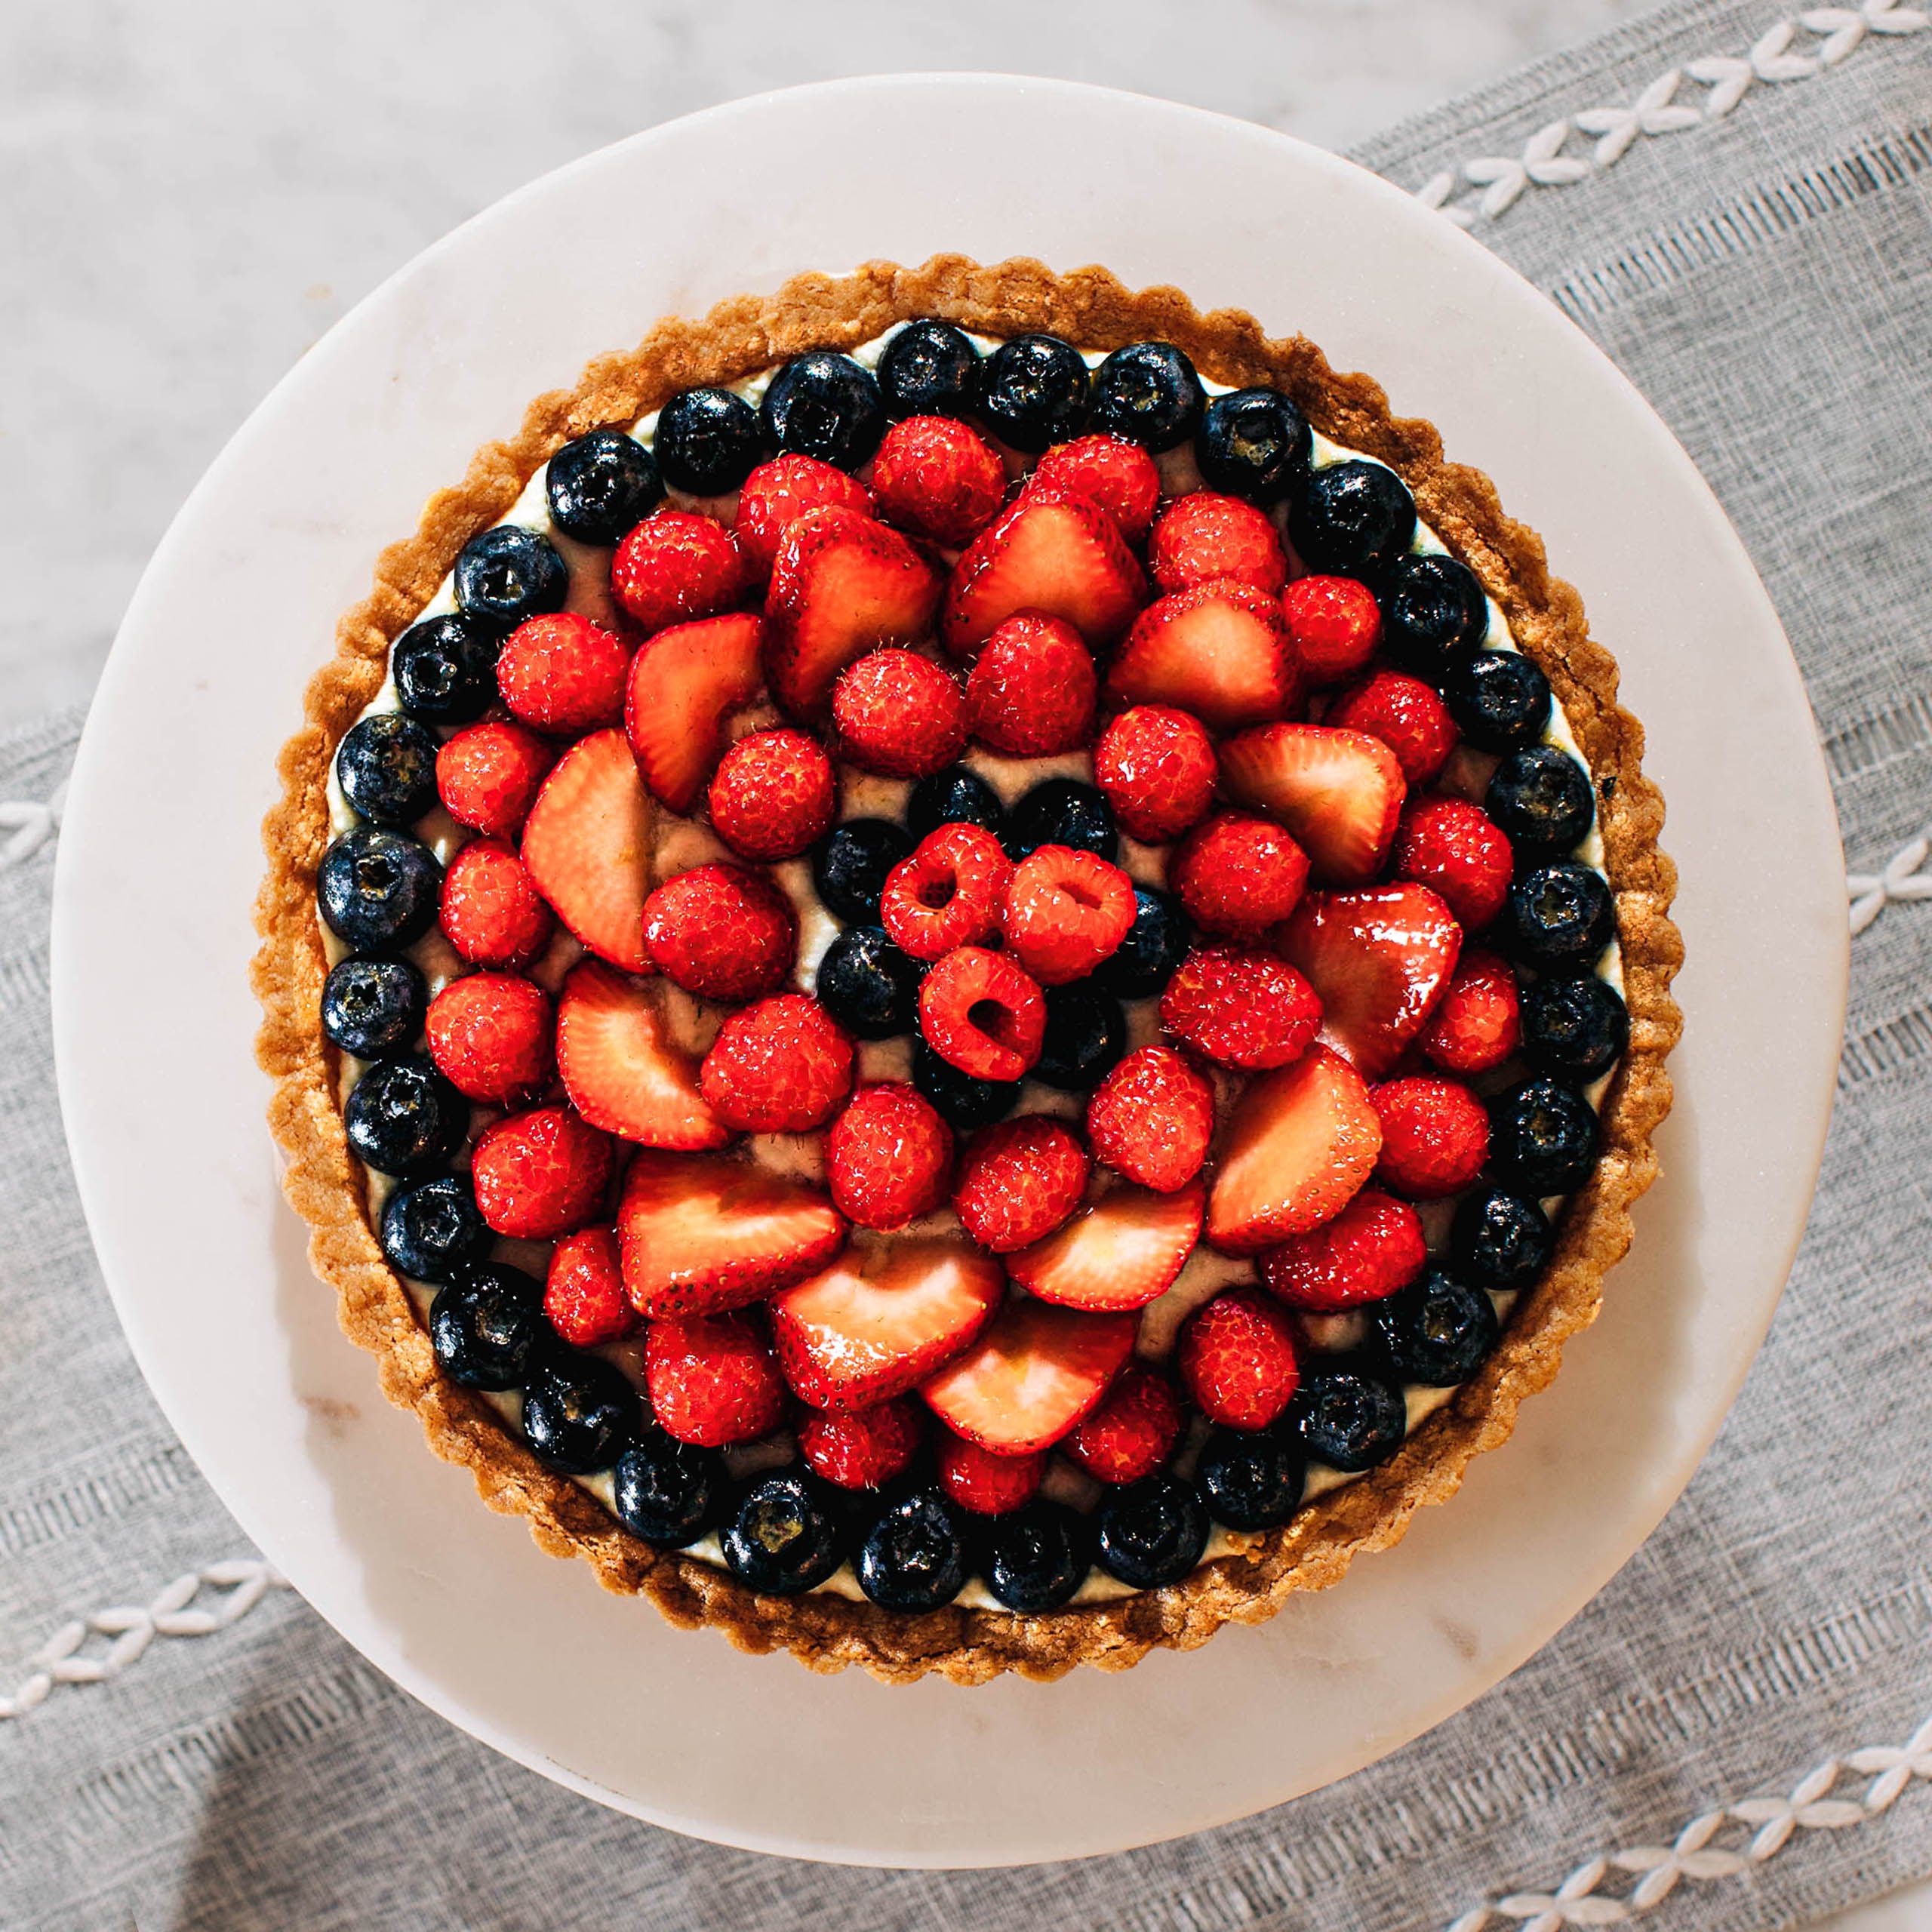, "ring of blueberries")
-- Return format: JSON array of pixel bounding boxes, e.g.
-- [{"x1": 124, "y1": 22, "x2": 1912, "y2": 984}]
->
[{"x1": 313, "y1": 317, "x2": 1626, "y2": 1615}]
